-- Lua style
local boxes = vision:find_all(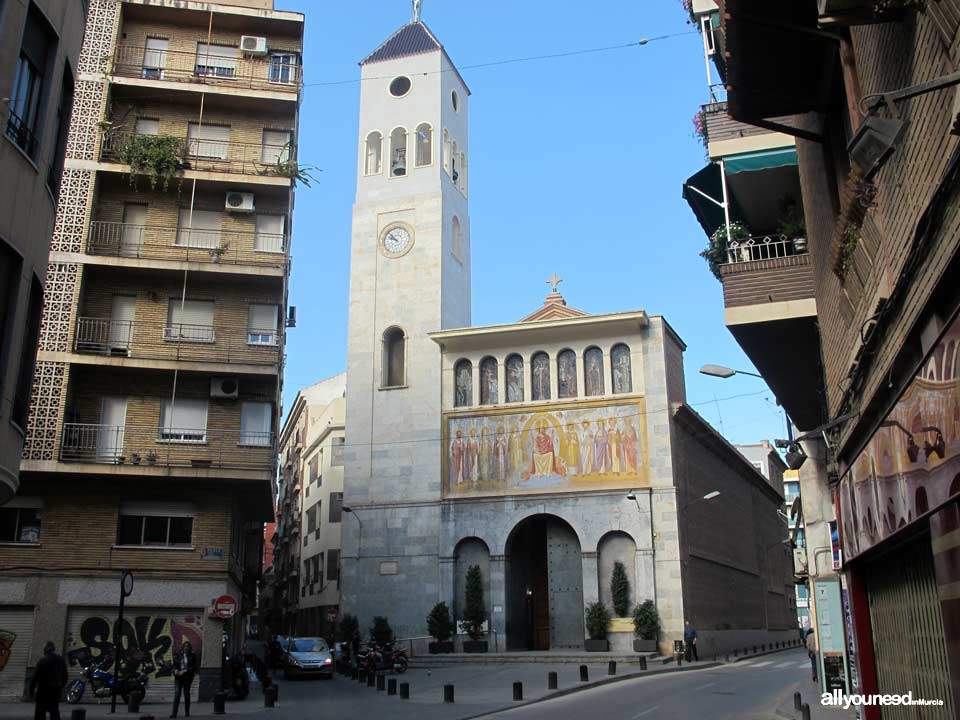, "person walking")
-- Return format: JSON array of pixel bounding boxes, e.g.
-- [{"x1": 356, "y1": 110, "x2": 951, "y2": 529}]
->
[
  {"x1": 170, "y1": 638, "x2": 197, "y2": 718},
  {"x1": 805, "y1": 628, "x2": 818, "y2": 683},
  {"x1": 30, "y1": 641, "x2": 67, "y2": 720},
  {"x1": 683, "y1": 621, "x2": 699, "y2": 662}
]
